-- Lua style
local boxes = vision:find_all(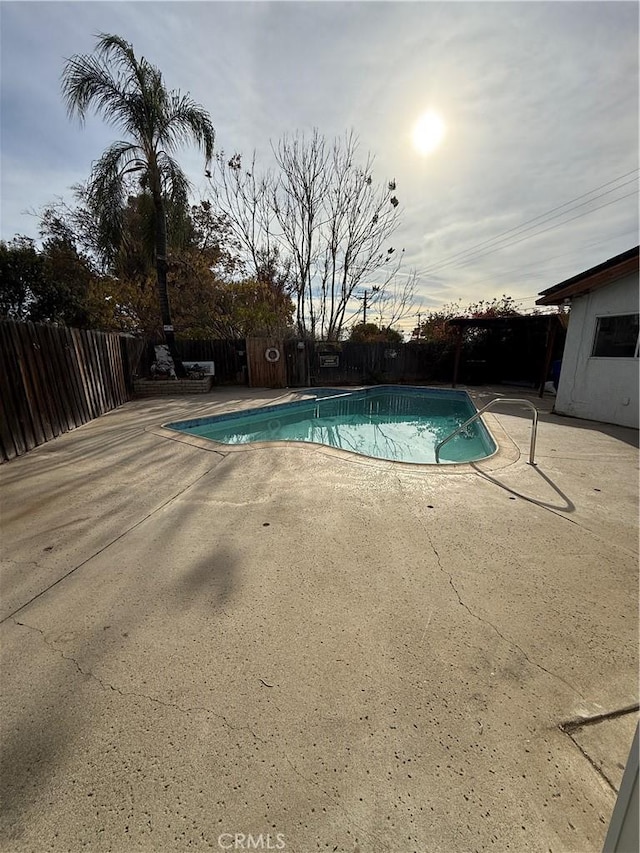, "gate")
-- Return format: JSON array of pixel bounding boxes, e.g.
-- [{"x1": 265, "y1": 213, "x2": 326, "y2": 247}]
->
[{"x1": 246, "y1": 338, "x2": 287, "y2": 388}]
